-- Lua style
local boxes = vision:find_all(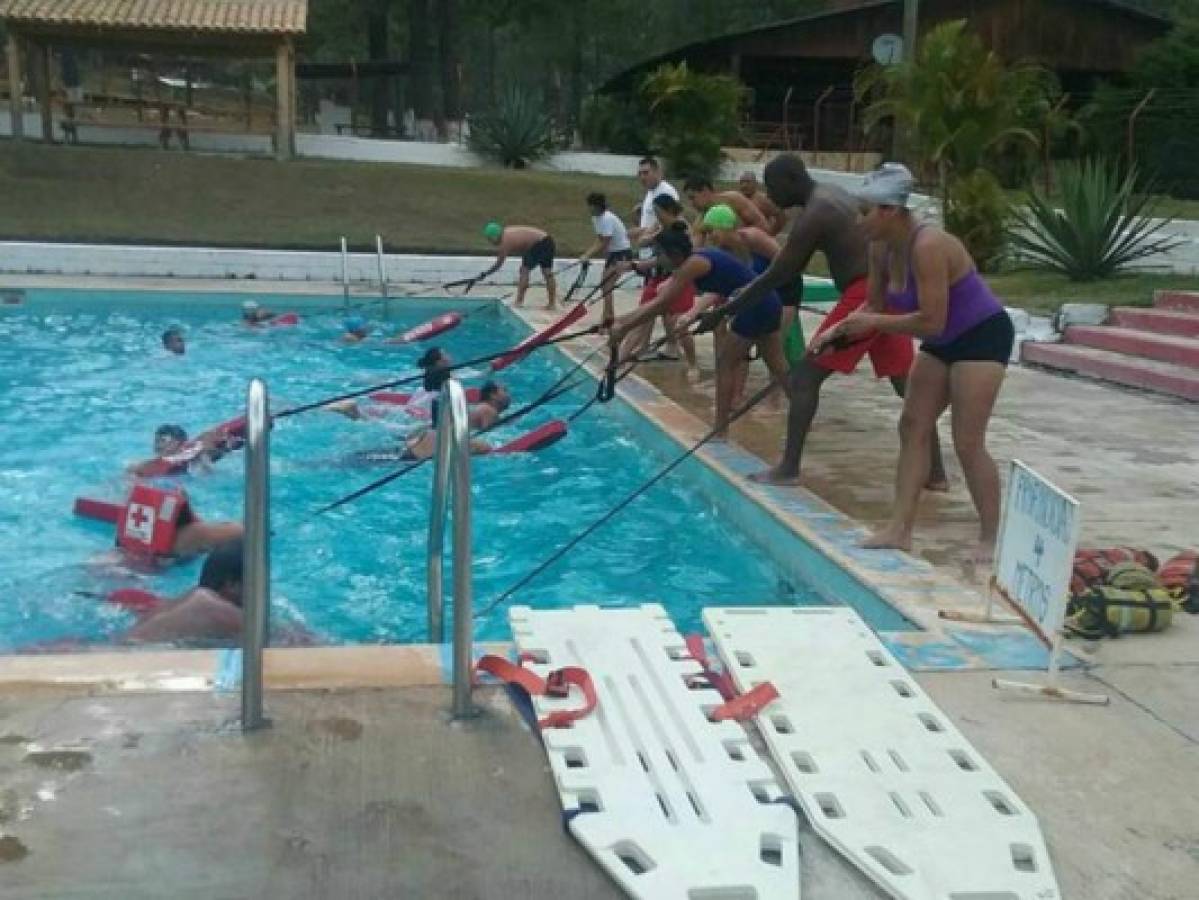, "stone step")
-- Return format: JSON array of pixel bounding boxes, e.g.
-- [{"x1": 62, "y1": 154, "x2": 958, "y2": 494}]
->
[
  {"x1": 1021, "y1": 342, "x2": 1199, "y2": 402},
  {"x1": 1111, "y1": 307, "x2": 1199, "y2": 338},
  {"x1": 1064, "y1": 325, "x2": 1199, "y2": 369},
  {"x1": 1154, "y1": 290, "x2": 1199, "y2": 314}
]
